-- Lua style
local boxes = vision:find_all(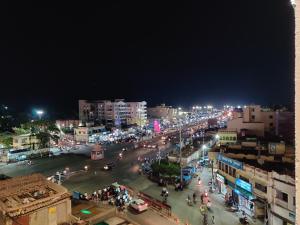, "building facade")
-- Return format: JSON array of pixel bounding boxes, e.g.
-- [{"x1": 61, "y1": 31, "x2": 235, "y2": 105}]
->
[
  {"x1": 215, "y1": 154, "x2": 295, "y2": 224},
  {"x1": 79, "y1": 99, "x2": 147, "y2": 127},
  {"x1": 12, "y1": 134, "x2": 40, "y2": 150},
  {"x1": 56, "y1": 120, "x2": 80, "y2": 129},
  {"x1": 227, "y1": 105, "x2": 277, "y2": 137},
  {"x1": 217, "y1": 130, "x2": 238, "y2": 145},
  {"x1": 74, "y1": 126, "x2": 105, "y2": 143},
  {"x1": 275, "y1": 111, "x2": 295, "y2": 144},
  {"x1": 147, "y1": 104, "x2": 178, "y2": 120}
]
